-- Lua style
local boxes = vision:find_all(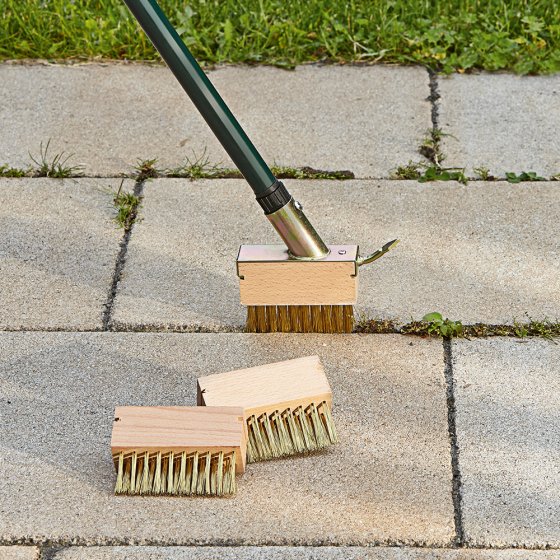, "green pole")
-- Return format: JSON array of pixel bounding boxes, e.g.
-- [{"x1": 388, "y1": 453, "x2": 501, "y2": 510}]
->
[{"x1": 122, "y1": 0, "x2": 276, "y2": 196}]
